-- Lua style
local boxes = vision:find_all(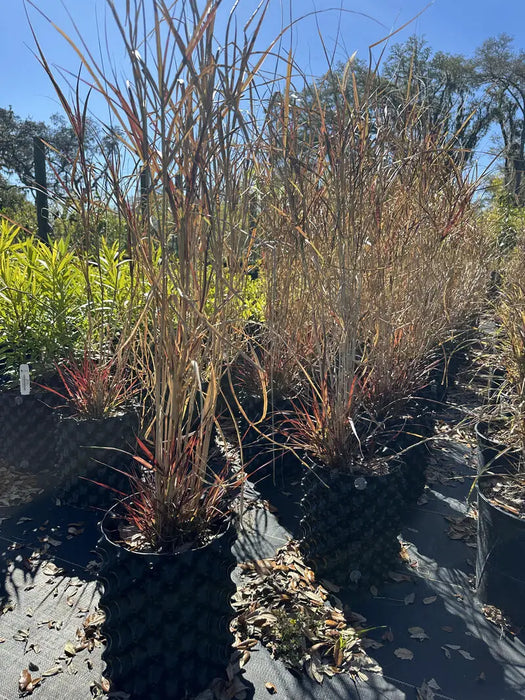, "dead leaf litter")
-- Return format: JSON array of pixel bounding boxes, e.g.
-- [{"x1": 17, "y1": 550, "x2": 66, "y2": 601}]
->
[{"x1": 231, "y1": 541, "x2": 382, "y2": 683}]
